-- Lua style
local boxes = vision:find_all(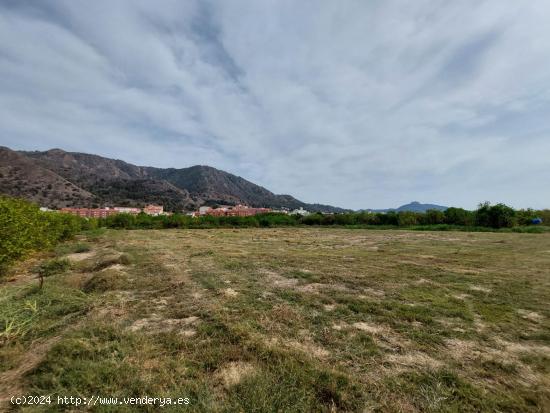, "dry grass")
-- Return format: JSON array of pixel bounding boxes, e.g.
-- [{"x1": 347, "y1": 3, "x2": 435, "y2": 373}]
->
[{"x1": 1, "y1": 227, "x2": 550, "y2": 411}]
